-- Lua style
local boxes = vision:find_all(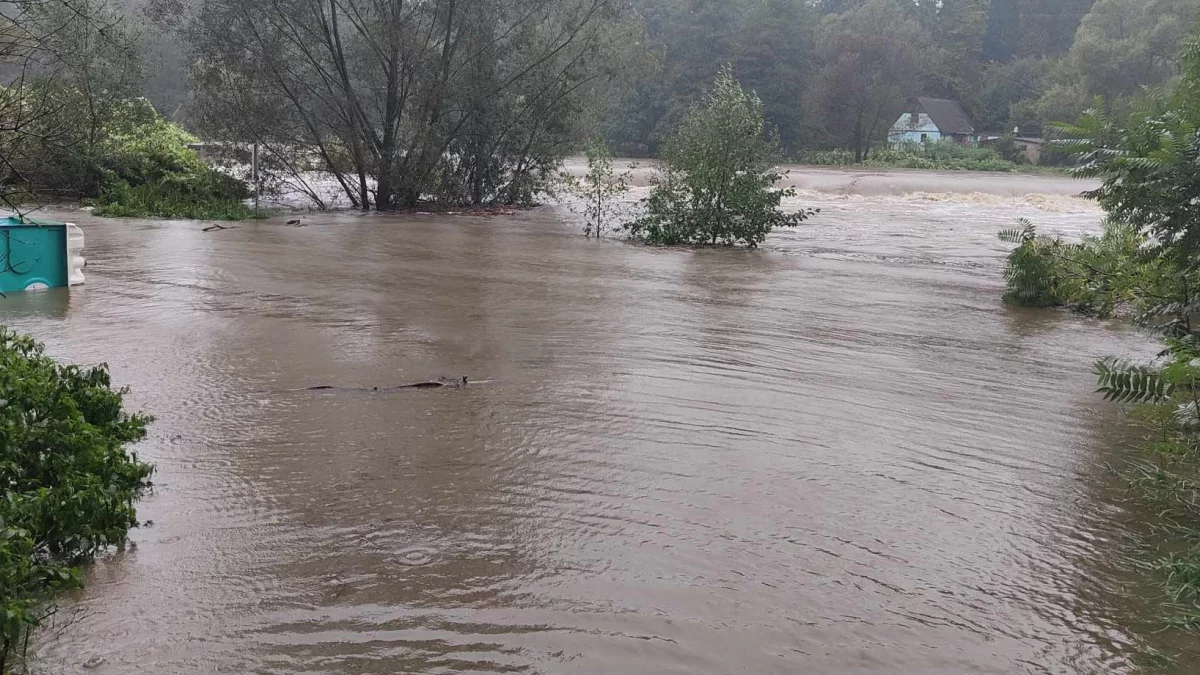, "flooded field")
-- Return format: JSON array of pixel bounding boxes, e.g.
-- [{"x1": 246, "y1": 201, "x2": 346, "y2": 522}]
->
[{"x1": 3, "y1": 166, "x2": 1190, "y2": 674}]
